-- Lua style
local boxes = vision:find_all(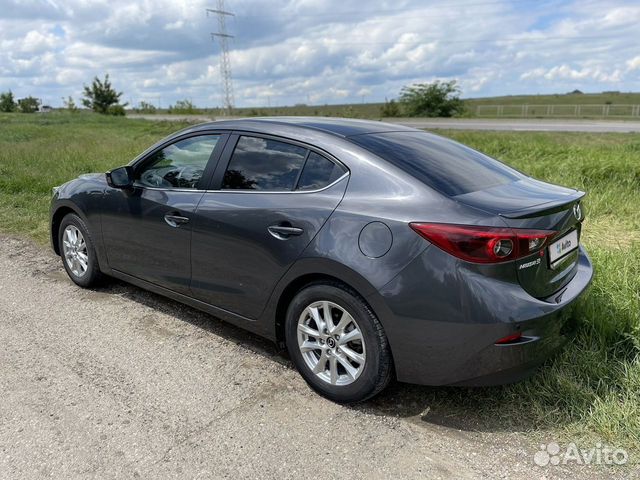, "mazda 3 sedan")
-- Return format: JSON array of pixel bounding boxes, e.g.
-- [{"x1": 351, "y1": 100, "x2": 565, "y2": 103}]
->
[{"x1": 50, "y1": 117, "x2": 593, "y2": 403}]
